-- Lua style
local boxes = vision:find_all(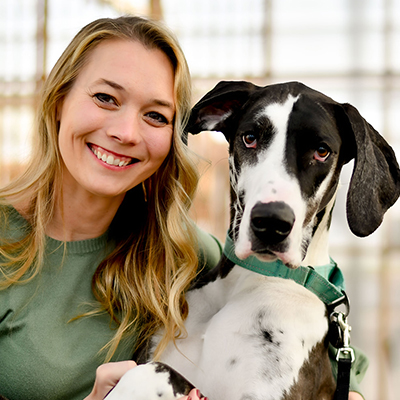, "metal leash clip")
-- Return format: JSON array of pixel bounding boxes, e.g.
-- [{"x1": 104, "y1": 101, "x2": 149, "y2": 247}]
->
[
  {"x1": 328, "y1": 291, "x2": 351, "y2": 350},
  {"x1": 334, "y1": 312, "x2": 355, "y2": 362}
]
